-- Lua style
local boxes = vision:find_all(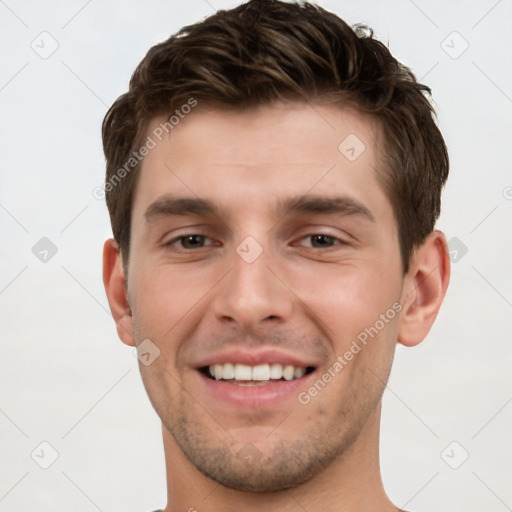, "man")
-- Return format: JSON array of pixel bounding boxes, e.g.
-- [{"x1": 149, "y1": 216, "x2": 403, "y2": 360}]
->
[{"x1": 102, "y1": 1, "x2": 450, "y2": 510}]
